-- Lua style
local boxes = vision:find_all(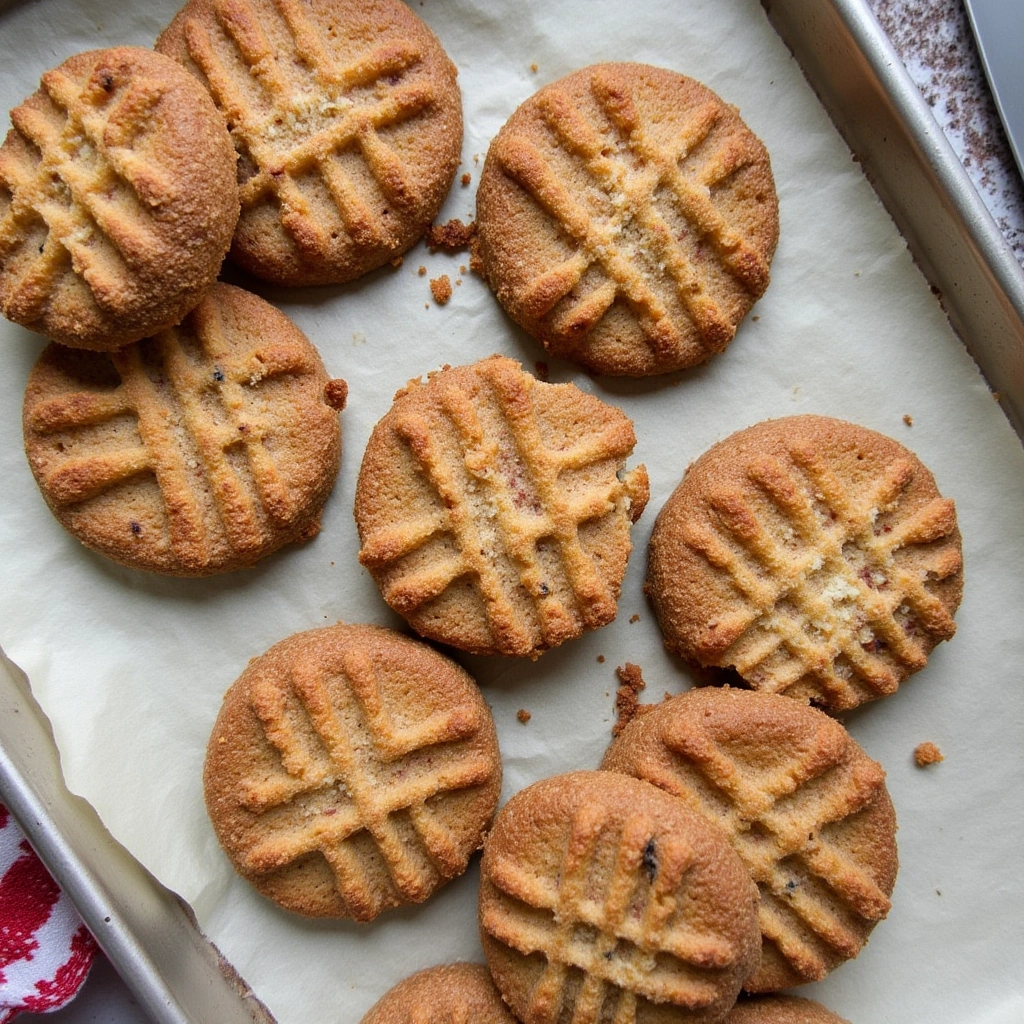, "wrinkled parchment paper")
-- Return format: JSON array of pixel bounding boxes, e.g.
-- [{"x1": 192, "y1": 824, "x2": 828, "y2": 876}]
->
[{"x1": 2, "y1": 1, "x2": 1023, "y2": 1021}]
